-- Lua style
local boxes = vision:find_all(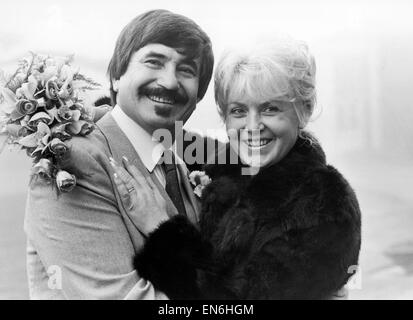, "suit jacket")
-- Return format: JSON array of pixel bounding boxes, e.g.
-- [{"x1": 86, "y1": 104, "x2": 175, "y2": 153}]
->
[{"x1": 24, "y1": 113, "x2": 200, "y2": 299}]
